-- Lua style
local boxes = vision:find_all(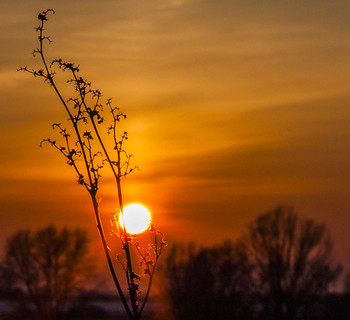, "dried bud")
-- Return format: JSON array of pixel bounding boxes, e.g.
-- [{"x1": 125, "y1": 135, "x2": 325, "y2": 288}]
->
[{"x1": 38, "y1": 13, "x2": 47, "y2": 21}]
